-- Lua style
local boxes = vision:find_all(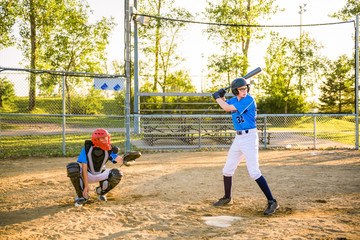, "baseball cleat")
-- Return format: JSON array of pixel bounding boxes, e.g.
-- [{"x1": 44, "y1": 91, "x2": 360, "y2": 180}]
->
[
  {"x1": 264, "y1": 200, "x2": 279, "y2": 215},
  {"x1": 75, "y1": 197, "x2": 87, "y2": 207},
  {"x1": 96, "y1": 187, "x2": 107, "y2": 201},
  {"x1": 97, "y1": 194, "x2": 107, "y2": 201},
  {"x1": 213, "y1": 197, "x2": 232, "y2": 206},
  {"x1": 75, "y1": 195, "x2": 89, "y2": 202}
]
